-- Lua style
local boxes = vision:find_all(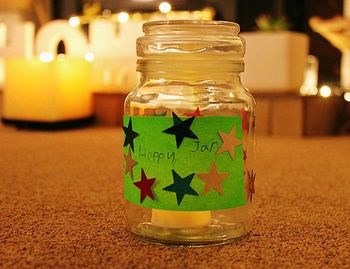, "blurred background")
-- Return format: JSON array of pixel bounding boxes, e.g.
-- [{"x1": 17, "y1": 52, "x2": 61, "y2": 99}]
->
[
  {"x1": 50, "y1": 0, "x2": 342, "y2": 80},
  {"x1": 0, "y1": 0, "x2": 349, "y2": 136},
  {"x1": 1, "y1": 3, "x2": 350, "y2": 267},
  {"x1": 0, "y1": 0, "x2": 344, "y2": 79}
]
